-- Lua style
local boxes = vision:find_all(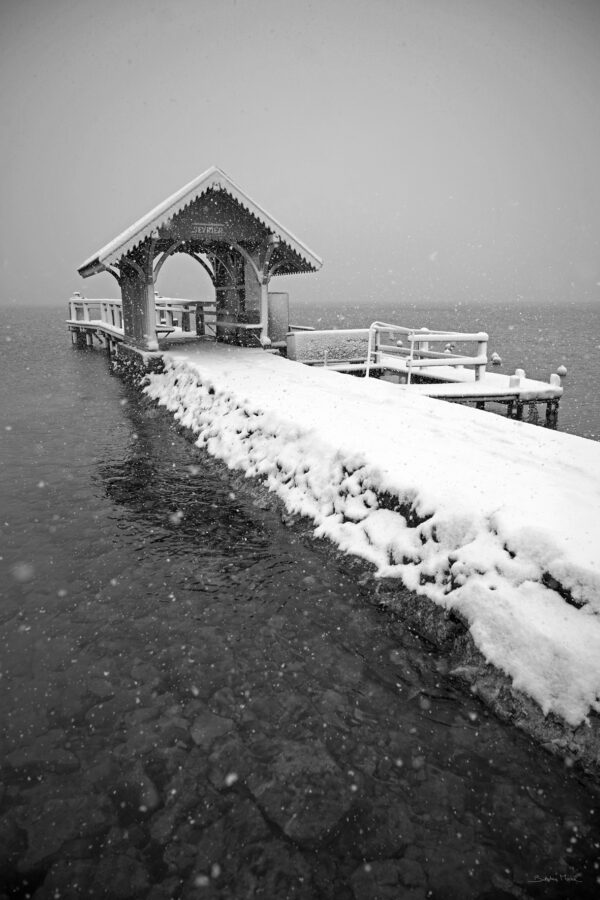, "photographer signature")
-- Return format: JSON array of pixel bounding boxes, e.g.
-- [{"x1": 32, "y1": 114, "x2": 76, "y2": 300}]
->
[{"x1": 528, "y1": 872, "x2": 582, "y2": 884}]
